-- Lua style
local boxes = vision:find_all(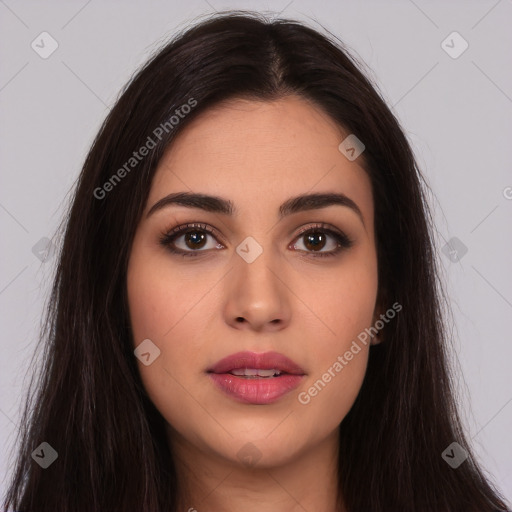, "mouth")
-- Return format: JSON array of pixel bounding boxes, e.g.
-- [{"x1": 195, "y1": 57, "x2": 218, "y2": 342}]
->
[
  {"x1": 206, "y1": 351, "x2": 306, "y2": 404},
  {"x1": 207, "y1": 350, "x2": 306, "y2": 376},
  {"x1": 228, "y1": 368, "x2": 285, "y2": 378}
]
